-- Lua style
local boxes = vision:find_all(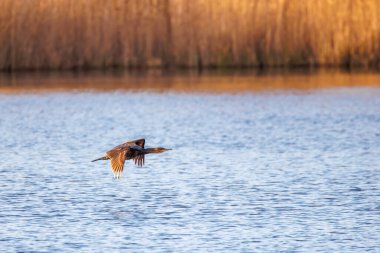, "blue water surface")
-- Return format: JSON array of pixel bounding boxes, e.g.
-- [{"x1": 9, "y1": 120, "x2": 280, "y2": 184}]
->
[{"x1": 1, "y1": 88, "x2": 380, "y2": 252}]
